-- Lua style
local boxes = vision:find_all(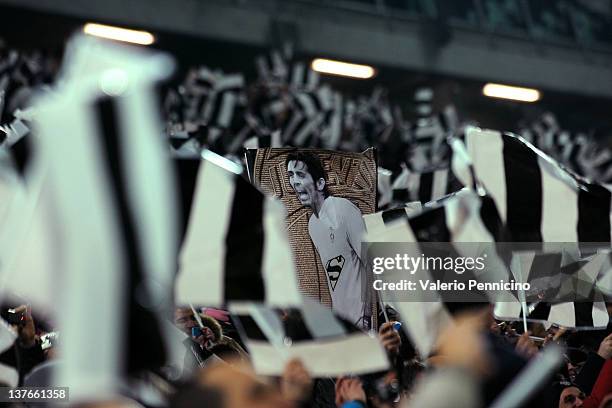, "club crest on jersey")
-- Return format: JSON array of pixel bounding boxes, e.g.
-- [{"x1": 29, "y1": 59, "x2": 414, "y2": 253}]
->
[{"x1": 325, "y1": 255, "x2": 345, "y2": 291}]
